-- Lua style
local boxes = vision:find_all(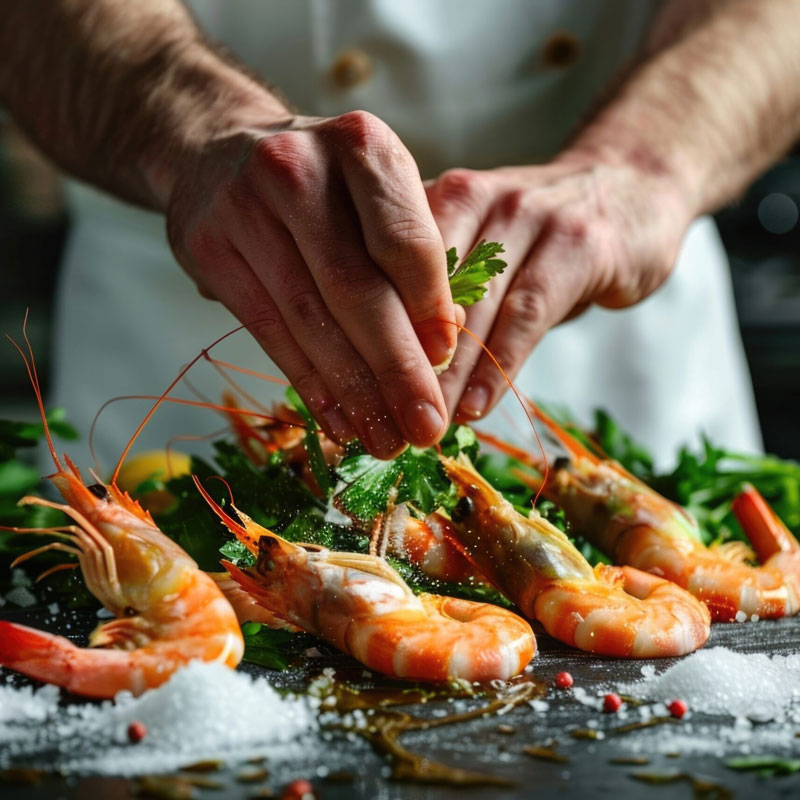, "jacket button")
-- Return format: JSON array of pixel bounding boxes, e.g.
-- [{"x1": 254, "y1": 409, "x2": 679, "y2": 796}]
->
[
  {"x1": 542, "y1": 31, "x2": 581, "y2": 69},
  {"x1": 329, "y1": 48, "x2": 373, "y2": 90}
]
